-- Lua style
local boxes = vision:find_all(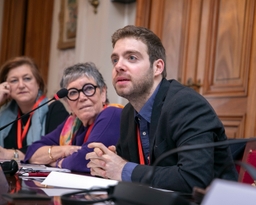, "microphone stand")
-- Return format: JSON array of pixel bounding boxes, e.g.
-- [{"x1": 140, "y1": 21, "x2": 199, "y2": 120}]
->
[
  {"x1": 0, "y1": 88, "x2": 68, "y2": 131},
  {"x1": 0, "y1": 98, "x2": 55, "y2": 131}
]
